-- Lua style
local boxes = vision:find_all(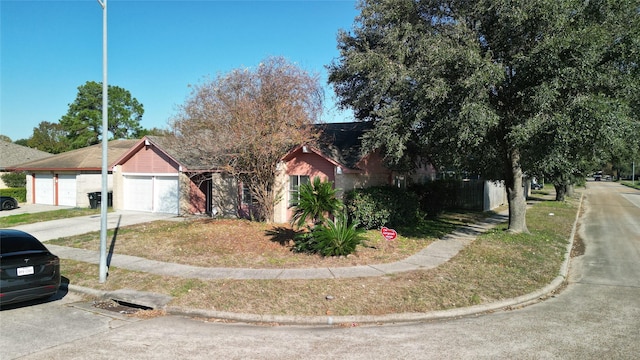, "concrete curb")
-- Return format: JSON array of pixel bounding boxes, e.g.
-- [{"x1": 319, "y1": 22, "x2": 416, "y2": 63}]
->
[
  {"x1": 165, "y1": 277, "x2": 565, "y2": 326},
  {"x1": 65, "y1": 194, "x2": 583, "y2": 326}
]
